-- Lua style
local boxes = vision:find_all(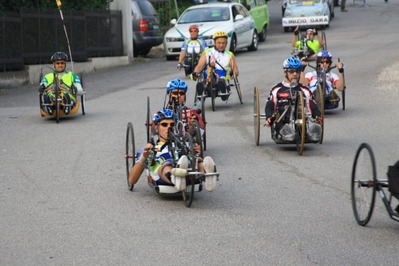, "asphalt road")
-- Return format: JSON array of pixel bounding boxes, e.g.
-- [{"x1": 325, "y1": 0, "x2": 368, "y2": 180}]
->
[{"x1": 1, "y1": 0, "x2": 399, "y2": 265}]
